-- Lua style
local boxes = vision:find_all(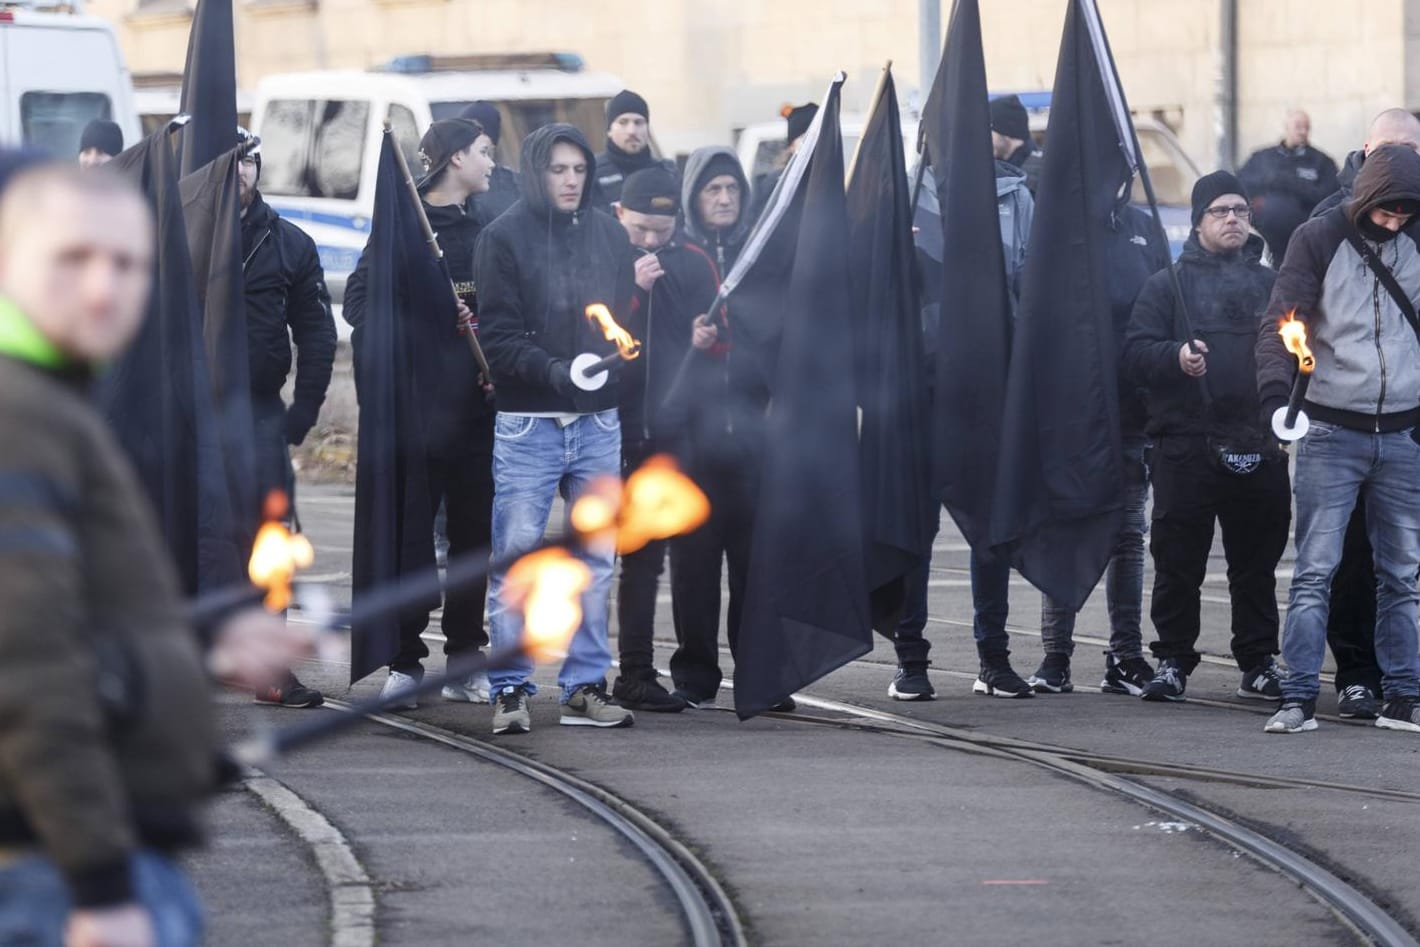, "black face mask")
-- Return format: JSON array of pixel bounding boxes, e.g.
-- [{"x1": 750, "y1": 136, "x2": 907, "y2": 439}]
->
[{"x1": 1358, "y1": 213, "x2": 1402, "y2": 242}]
